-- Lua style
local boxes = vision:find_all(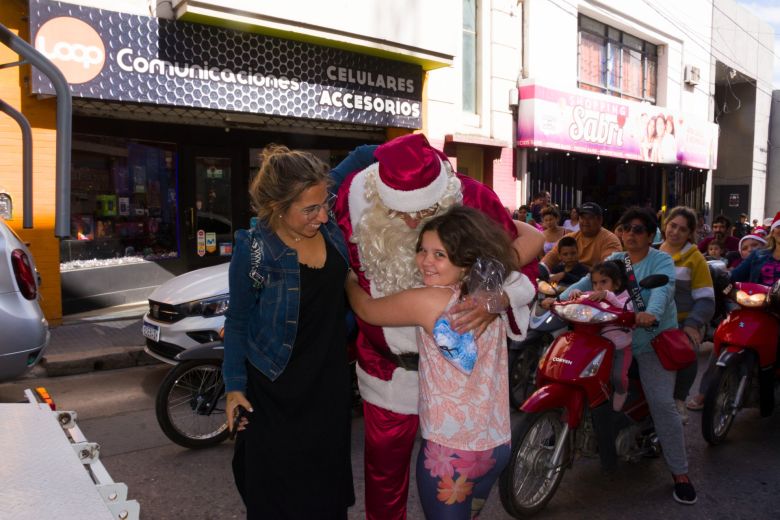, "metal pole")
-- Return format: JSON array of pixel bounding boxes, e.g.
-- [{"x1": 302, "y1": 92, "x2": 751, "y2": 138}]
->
[
  {"x1": 0, "y1": 100, "x2": 33, "y2": 227},
  {"x1": 0, "y1": 24, "x2": 72, "y2": 237}
]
